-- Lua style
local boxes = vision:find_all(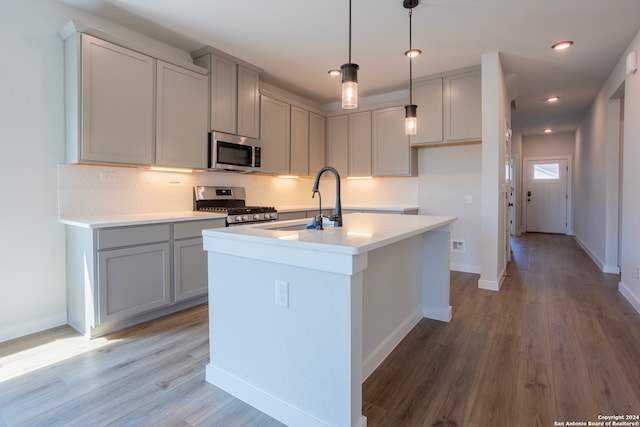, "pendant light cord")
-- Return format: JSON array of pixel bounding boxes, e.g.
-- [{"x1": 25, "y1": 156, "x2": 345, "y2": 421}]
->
[
  {"x1": 348, "y1": 0, "x2": 352, "y2": 63},
  {"x1": 409, "y1": 8, "x2": 413, "y2": 105}
]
